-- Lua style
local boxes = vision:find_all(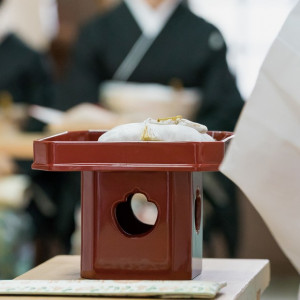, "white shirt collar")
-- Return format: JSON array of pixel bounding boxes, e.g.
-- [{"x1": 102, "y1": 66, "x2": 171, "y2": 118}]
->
[
  {"x1": 124, "y1": 0, "x2": 181, "y2": 38},
  {"x1": 0, "y1": 3, "x2": 13, "y2": 43}
]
